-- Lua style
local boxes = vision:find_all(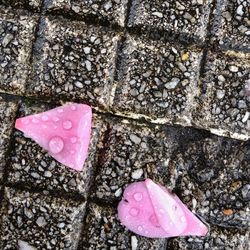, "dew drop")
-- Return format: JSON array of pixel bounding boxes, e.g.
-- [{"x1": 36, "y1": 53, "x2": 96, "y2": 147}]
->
[
  {"x1": 42, "y1": 125, "x2": 48, "y2": 129},
  {"x1": 57, "y1": 108, "x2": 64, "y2": 113},
  {"x1": 129, "y1": 207, "x2": 139, "y2": 217},
  {"x1": 70, "y1": 150, "x2": 75, "y2": 155},
  {"x1": 133, "y1": 192, "x2": 143, "y2": 201},
  {"x1": 49, "y1": 136, "x2": 64, "y2": 154},
  {"x1": 63, "y1": 120, "x2": 72, "y2": 130},
  {"x1": 53, "y1": 117, "x2": 60, "y2": 122},
  {"x1": 159, "y1": 208, "x2": 164, "y2": 214},
  {"x1": 180, "y1": 216, "x2": 186, "y2": 223},
  {"x1": 71, "y1": 105, "x2": 77, "y2": 111},
  {"x1": 41, "y1": 115, "x2": 49, "y2": 121},
  {"x1": 32, "y1": 118, "x2": 39, "y2": 124},
  {"x1": 137, "y1": 226, "x2": 143, "y2": 232},
  {"x1": 149, "y1": 215, "x2": 160, "y2": 227},
  {"x1": 70, "y1": 137, "x2": 77, "y2": 143}
]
